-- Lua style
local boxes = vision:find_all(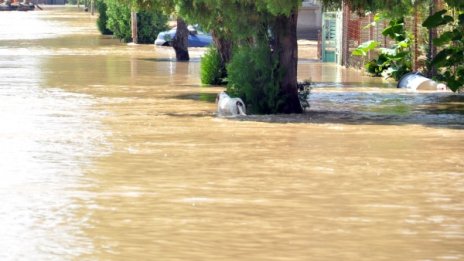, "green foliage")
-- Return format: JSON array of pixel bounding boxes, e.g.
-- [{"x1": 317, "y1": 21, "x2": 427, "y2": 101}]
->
[
  {"x1": 353, "y1": 17, "x2": 412, "y2": 80},
  {"x1": 444, "y1": 0, "x2": 464, "y2": 9},
  {"x1": 177, "y1": 1, "x2": 267, "y2": 43},
  {"x1": 254, "y1": 0, "x2": 301, "y2": 16},
  {"x1": 105, "y1": 0, "x2": 168, "y2": 43},
  {"x1": 96, "y1": 0, "x2": 113, "y2": 35},
  {"x1": 297, "y1": 80, "x2": 312, "y2": 110},
  {"x1": 200, "y1": 46, "x2": 225, "y2": 85},
  {"x1": 423, "y1": 10, "x2": 464, "y2": 92},
  {"x1": 422, "y1": 9, "x2": 454, "y2": 28},
  {"x1": 379, "y1": 18, "x2": 412, "y2": 80},
  {"x1": 226, "y1": 43, "x2": 282, "y2": 114},
  {"x1": 352, "y1": 40, "x2": 379, "y2": 56},
  {"x1": 365, "y1": 53, "x2": 389, "y2": 76},
  {"x1": 105, "y1": 1, "x2": 132, "y2": 42},
  {"x1": 137, "y1": 11, "x2": 169, "y2": 43},
  {"x1": 175, "y1": 0, "x2": 304, "y2": 113}
]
